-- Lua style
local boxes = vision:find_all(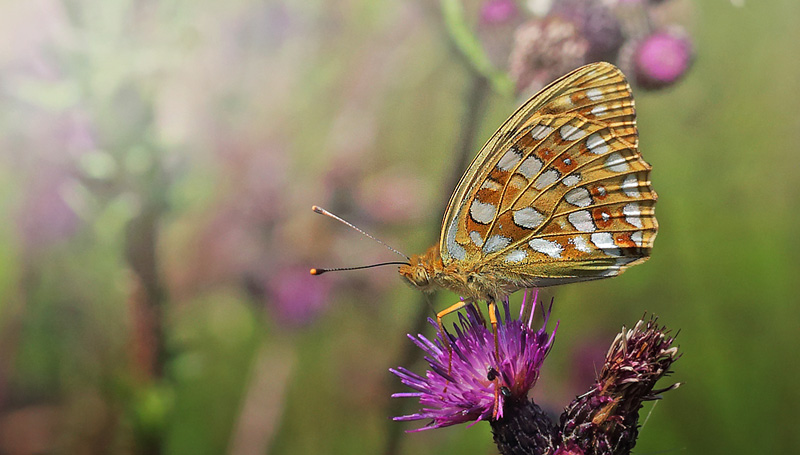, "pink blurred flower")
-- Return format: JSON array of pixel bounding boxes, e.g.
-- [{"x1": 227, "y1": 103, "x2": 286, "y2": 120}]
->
[
  {"x1": 479, "y1": 0, "x2": 519, "y2": 25},
  {"x1": 631, "y1": 29, "x2": 693, "y2": 89},
  {"x1": 17, "y1": 174, "x2": 80, "y2": 253},
  {"x1": 267, "y1": 267, "x2": 332, "y2": 328},
  {"x1": 356, "y1": 170, "x2": 428, "y2": 225},
  {"x1": 568, "y1": 336, "x2": 609, "y2": 393}
]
